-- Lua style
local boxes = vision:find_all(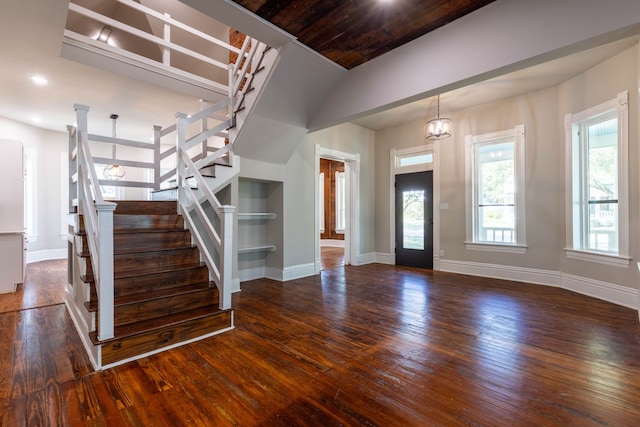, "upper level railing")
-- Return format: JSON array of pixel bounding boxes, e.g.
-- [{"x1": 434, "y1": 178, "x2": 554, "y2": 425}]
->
[{"x1": 65, "y1": 0, "x2": 242, "y2": 94}]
